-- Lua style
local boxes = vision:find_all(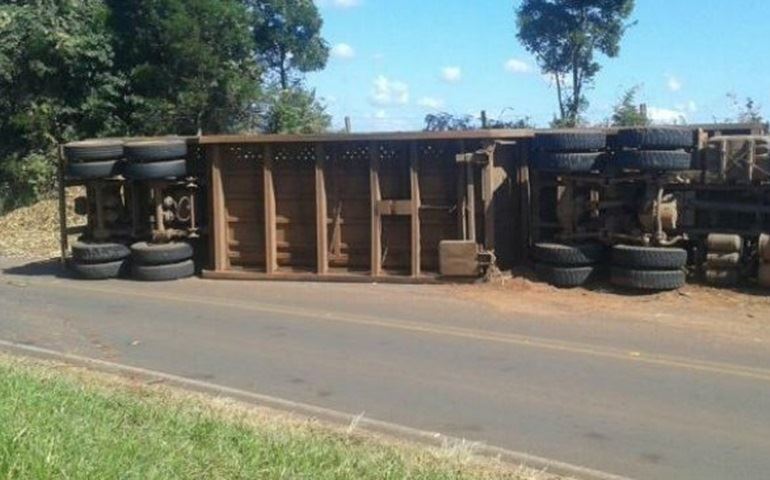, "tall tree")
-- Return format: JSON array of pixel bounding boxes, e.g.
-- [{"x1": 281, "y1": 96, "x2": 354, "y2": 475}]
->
[
  {"x1": 106, "y1": 0, "x2": 261, "y2": 134},
  {"x1": 0, "y1": 0, "x2": 122, "y2": 211},
  {"x1": 611, "y1": 86, "x2": 649, "y2": 127},
  {"x1": 263, "y1": 87, "x2": 330, "y2": 134},
  {"x1": 517, "y1": 0, "x2": 635, "y2": 127},
  {"x1": 248, "y1": 0, "x2": 329, "y2": 90}
]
